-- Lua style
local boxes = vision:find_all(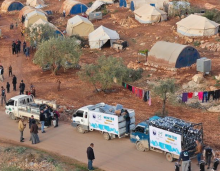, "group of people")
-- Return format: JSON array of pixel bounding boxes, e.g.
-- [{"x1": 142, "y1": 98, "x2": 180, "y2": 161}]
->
[
  {"x1": 12, "y1": 40, "x2": 30, "y2": 59},
  {"x1": 178, "y1": 140, "x2": 217, "y2": 171}
]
